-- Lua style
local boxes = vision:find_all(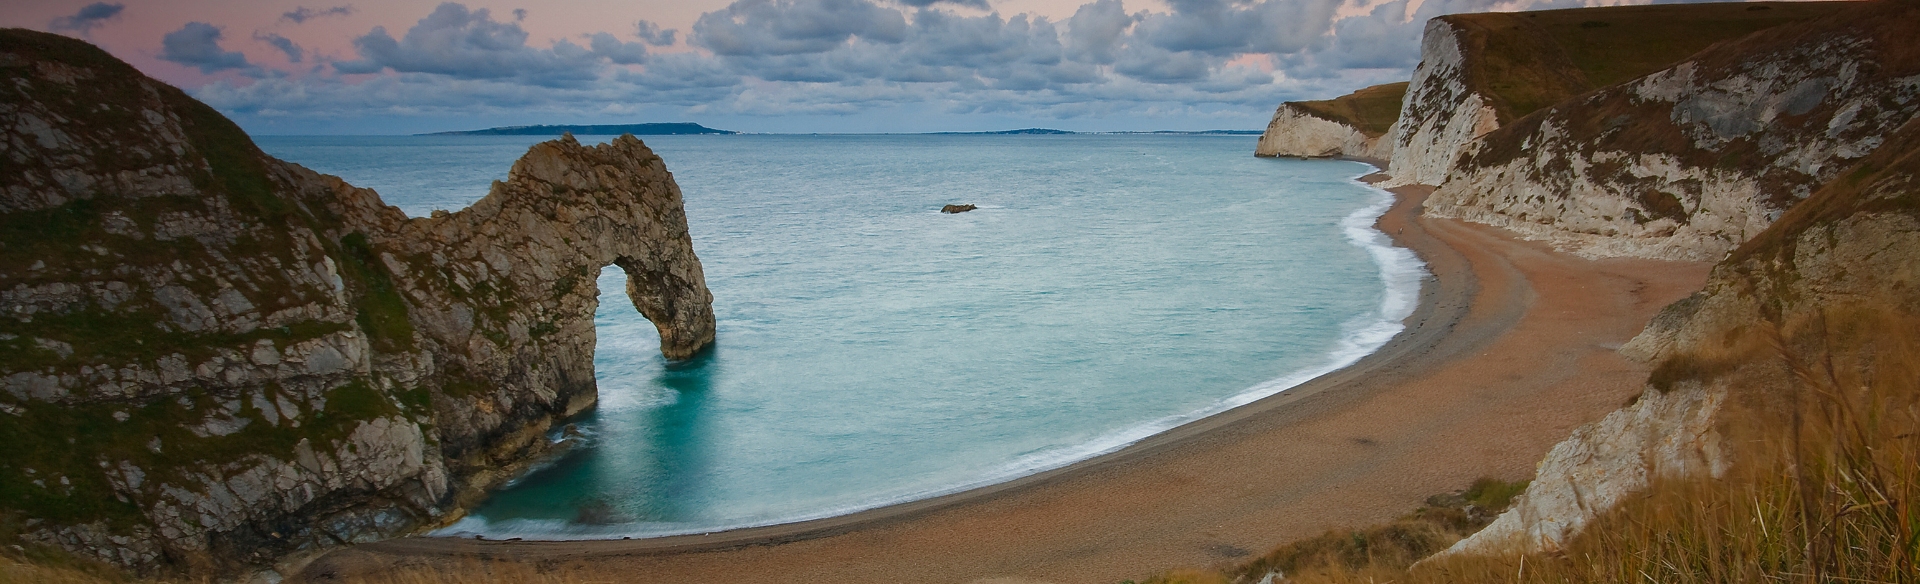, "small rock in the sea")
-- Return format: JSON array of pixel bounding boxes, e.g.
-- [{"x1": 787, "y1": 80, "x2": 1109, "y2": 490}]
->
[{"x1": 941, "y1": 204, "x2": 977, "y2": 214}]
